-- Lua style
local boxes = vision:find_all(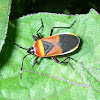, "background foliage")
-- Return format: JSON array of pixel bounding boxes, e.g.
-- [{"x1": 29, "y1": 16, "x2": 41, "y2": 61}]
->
[
  {"x1": 10, "y1": 0, "x2": 100, "y2": 20},
  {"x1": 0, "y1": 0, "x2": 100, "y2": 100}
]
